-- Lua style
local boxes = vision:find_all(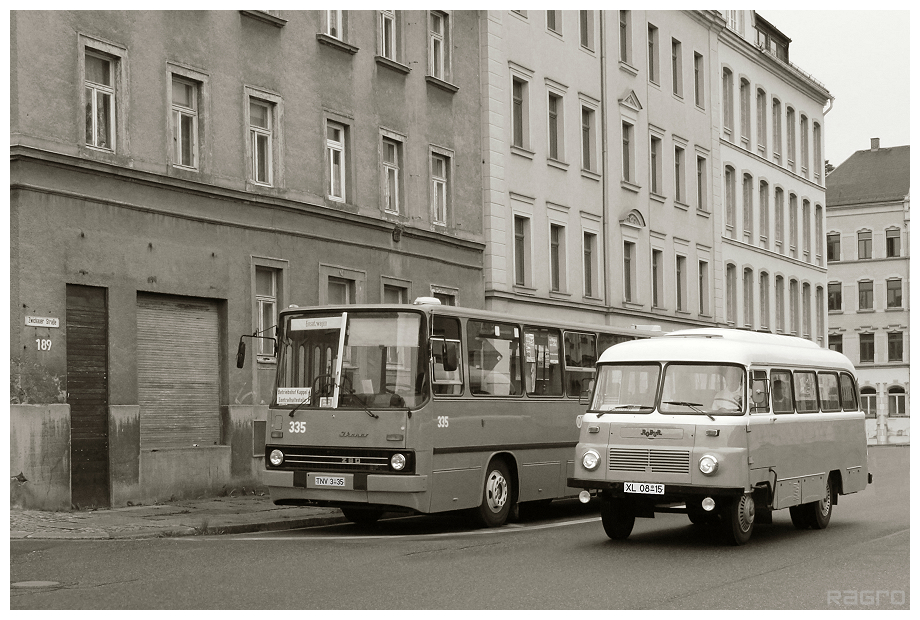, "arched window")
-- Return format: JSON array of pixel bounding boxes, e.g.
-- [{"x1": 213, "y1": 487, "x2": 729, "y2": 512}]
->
[
  {"x1": 860, "y1": 386, "x2": 877, "y2": 417},
  {"x1": 888, "y1": 386, "x2": 906, "y2": 416}
]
